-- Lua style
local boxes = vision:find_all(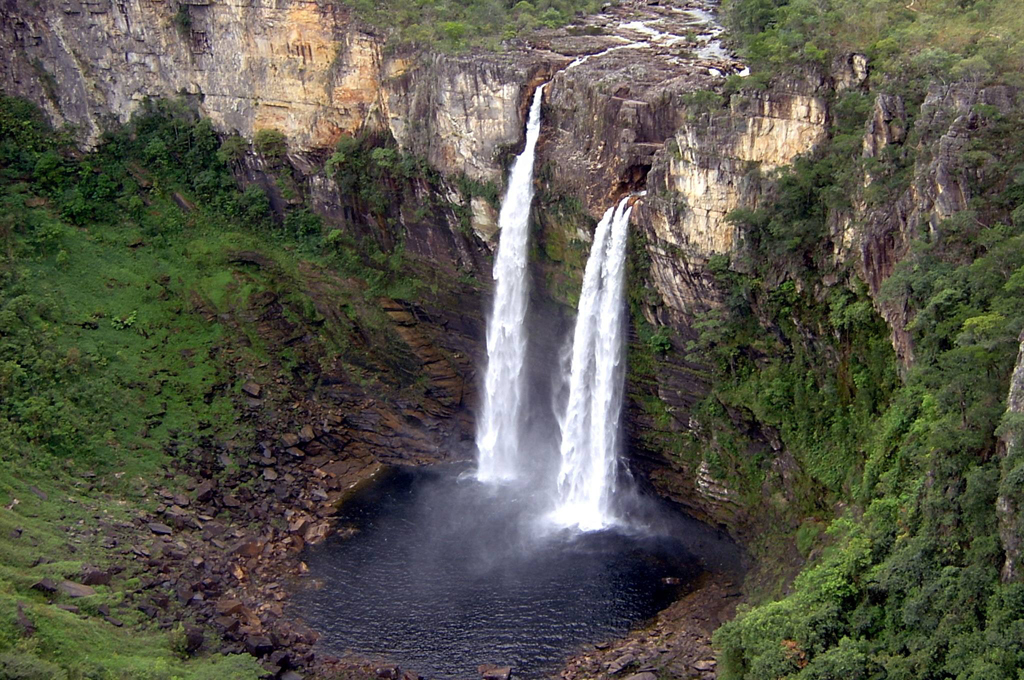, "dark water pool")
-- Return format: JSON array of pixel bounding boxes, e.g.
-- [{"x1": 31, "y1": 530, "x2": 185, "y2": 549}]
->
[{"x1": 291, "y1": 466, "x2": 741, "y2": 679}]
